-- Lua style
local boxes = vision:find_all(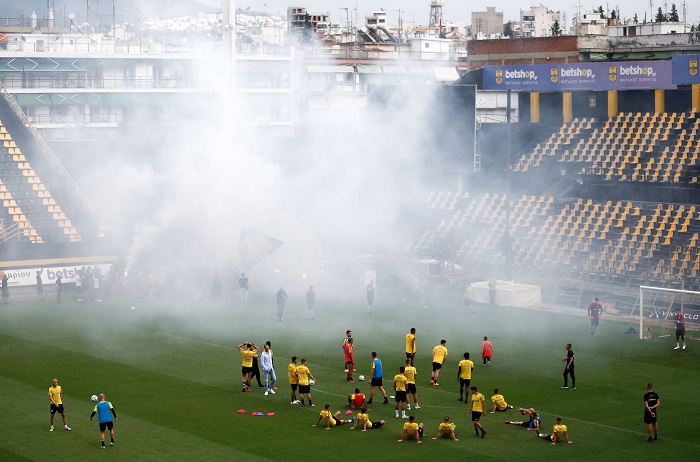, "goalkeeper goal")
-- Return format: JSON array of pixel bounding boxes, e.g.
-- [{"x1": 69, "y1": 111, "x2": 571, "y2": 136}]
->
[{"x1": 639, "y1": 285, "x2": 700, "y2": 340}]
